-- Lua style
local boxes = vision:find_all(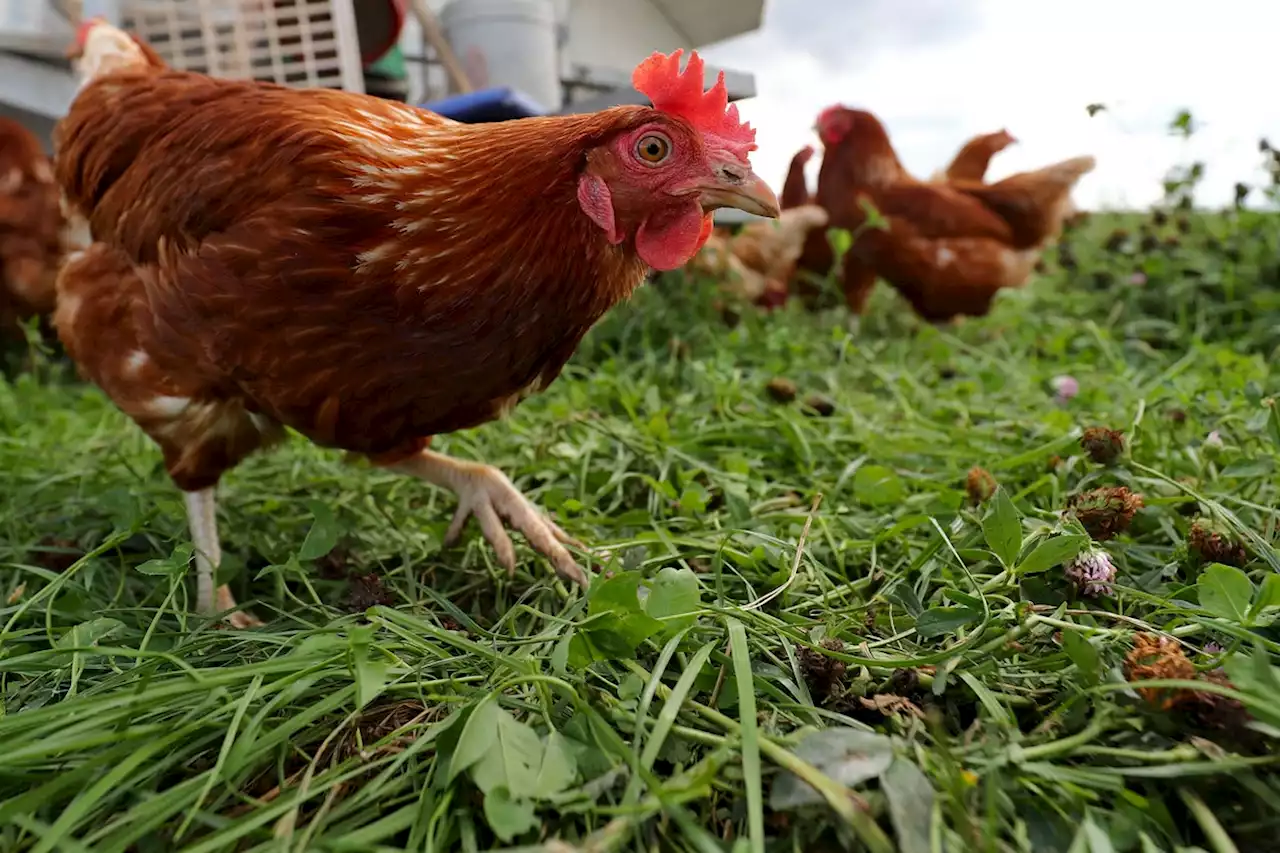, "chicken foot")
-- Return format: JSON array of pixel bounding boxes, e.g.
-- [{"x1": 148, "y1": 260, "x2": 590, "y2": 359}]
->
[
  {"x1": 183, "y1": 488, "x2": 263, "y2": 628},
  {"x1": 382, "y1": 450, "x2": 588, "y2": 586}
]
